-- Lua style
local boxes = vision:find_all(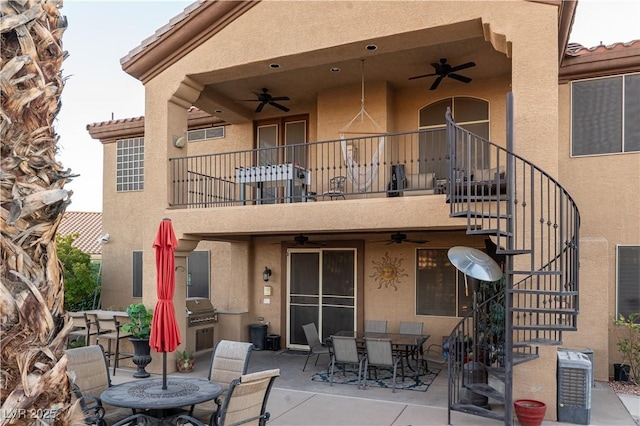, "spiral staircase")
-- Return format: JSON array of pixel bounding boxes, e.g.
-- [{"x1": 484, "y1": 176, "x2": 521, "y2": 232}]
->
[{"x1": 444, "y1": 95, "x2": 581, "y2": 425}]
